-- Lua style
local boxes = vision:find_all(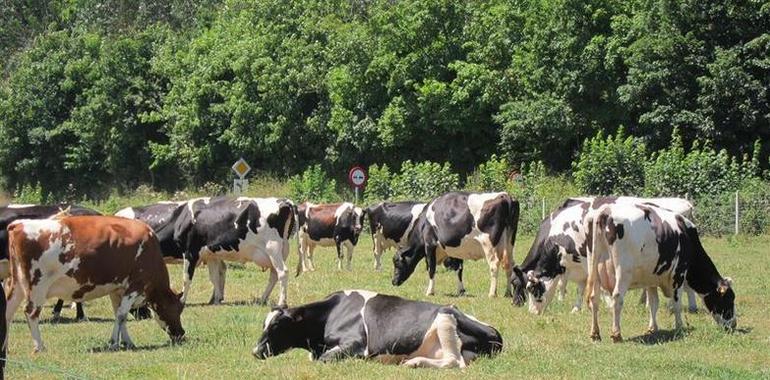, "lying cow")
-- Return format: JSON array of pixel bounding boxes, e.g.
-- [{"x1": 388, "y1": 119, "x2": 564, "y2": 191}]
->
[
  {"x1": 511, "y1": 196, "x2": 699, "y2": 314},
  {"x1": 5, "y1": 215, "x2": 185, "y2": 352},
  {"x1": 175, "y1": 197, "x2": 296, "y2": 307},
  {"x1": 392, "y1": 192, "x2": 519, "y2": 297},
  {"x1": 297, "y1": 202, "x2": 364, "y2": 271},
  {"x1": 0, "y1": 203, "x2": 101, "y2": 321},
  {"x1": 586, "y1": 202, "x2": 736, "y2": 342},
  {"x1": 252, "y1": 290, "x2": 503, "y2": 368}
]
